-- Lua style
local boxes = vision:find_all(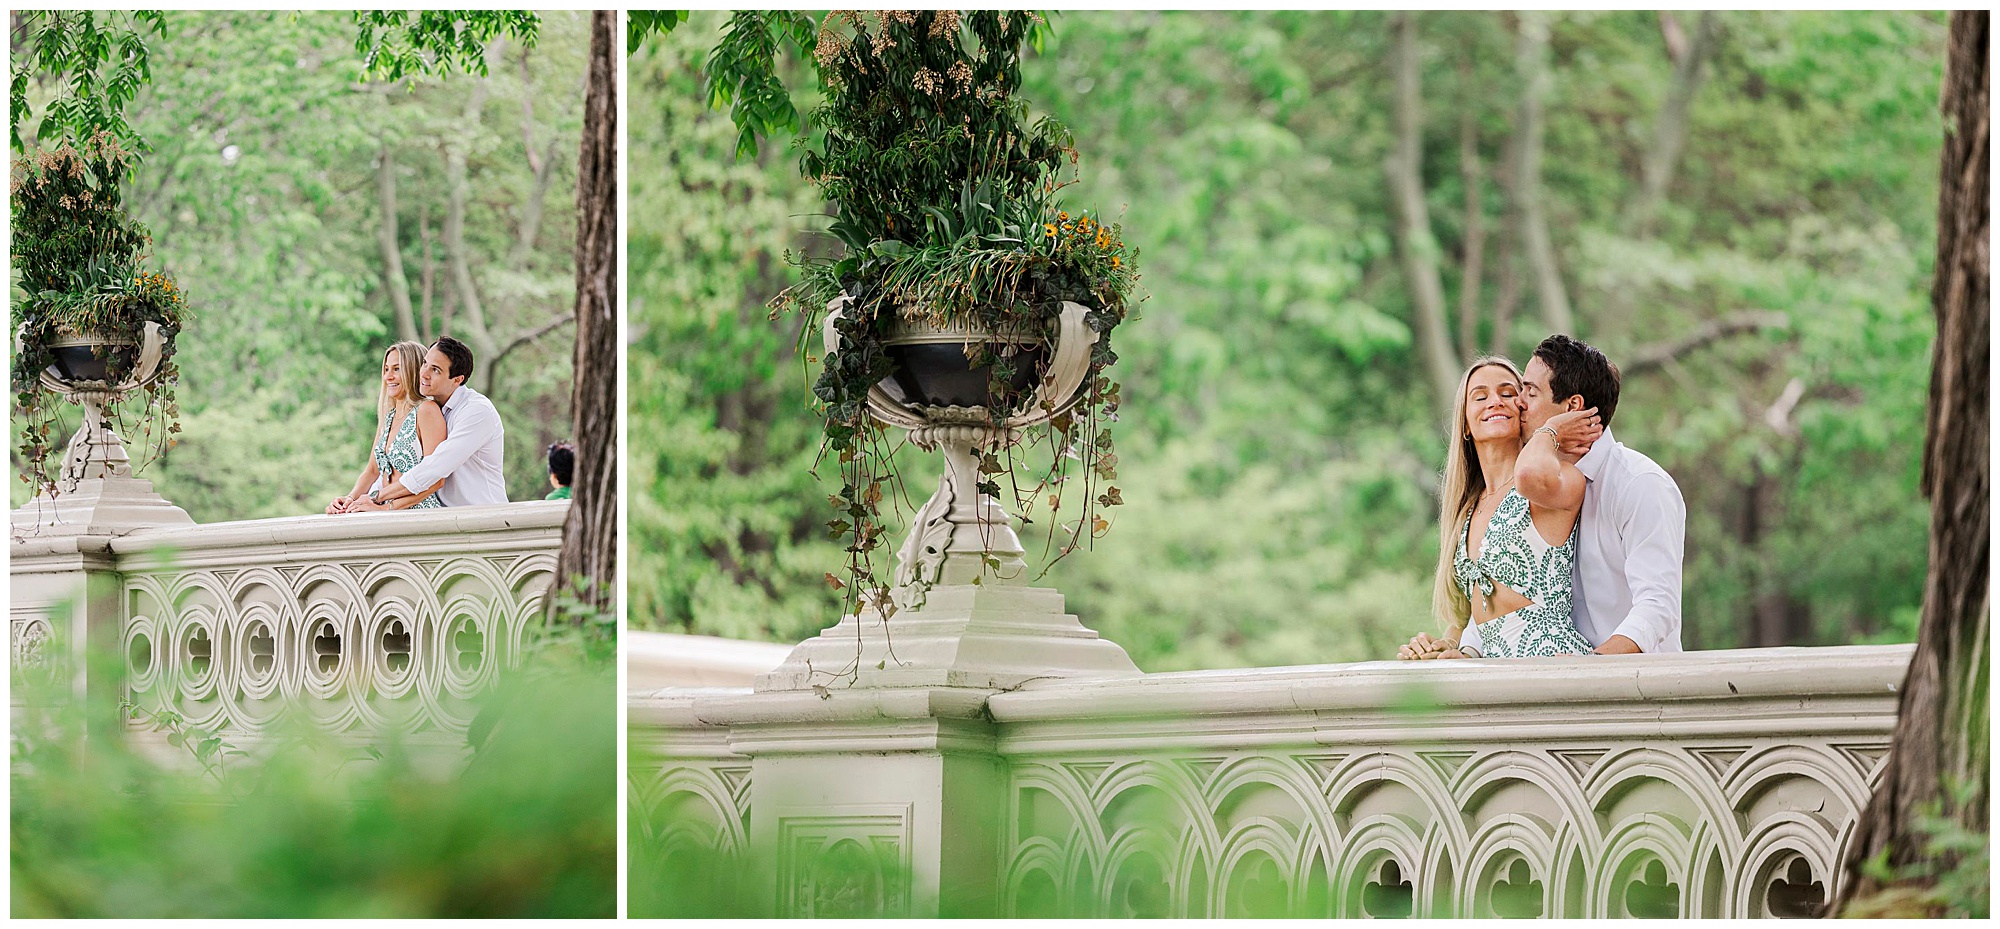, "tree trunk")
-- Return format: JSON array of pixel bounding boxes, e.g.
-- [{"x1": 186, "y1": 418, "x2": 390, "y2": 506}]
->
[
  {"x1": 1833, "y1": 10, "x2": 1989, "y2": 916},
  {"x1": 376, "y1": 140, "x2": 420, "y2": 344},
  {"x1": 552, "y1": 9, "x2": 618, "y2": 616},
  {"x1": 1456, "y1": 64, "x2": 1486, "y2": 364},
  {"x1": 1624, "y1": 11, "x2": 1718, "y2": 236},
  {"x1": 511, "y1": 42, "x2": 561, "y2": 268},
  {"x1": 443, "y1": 66, "x2": 501, "y2": 391},
  {"x1": 1382, "y1": 12, "x2": 1462, "y2": 408},
  {"x1": 1509, "y1": 11, "x2": 1574, "y2": 336}
]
